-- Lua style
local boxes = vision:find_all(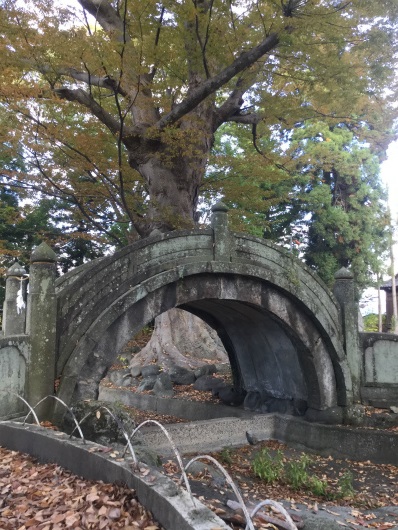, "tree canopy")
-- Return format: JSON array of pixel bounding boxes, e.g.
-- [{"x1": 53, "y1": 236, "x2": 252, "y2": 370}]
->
[{"x1": 1, "y1": 0, "x2": 397, "y2": 242}]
